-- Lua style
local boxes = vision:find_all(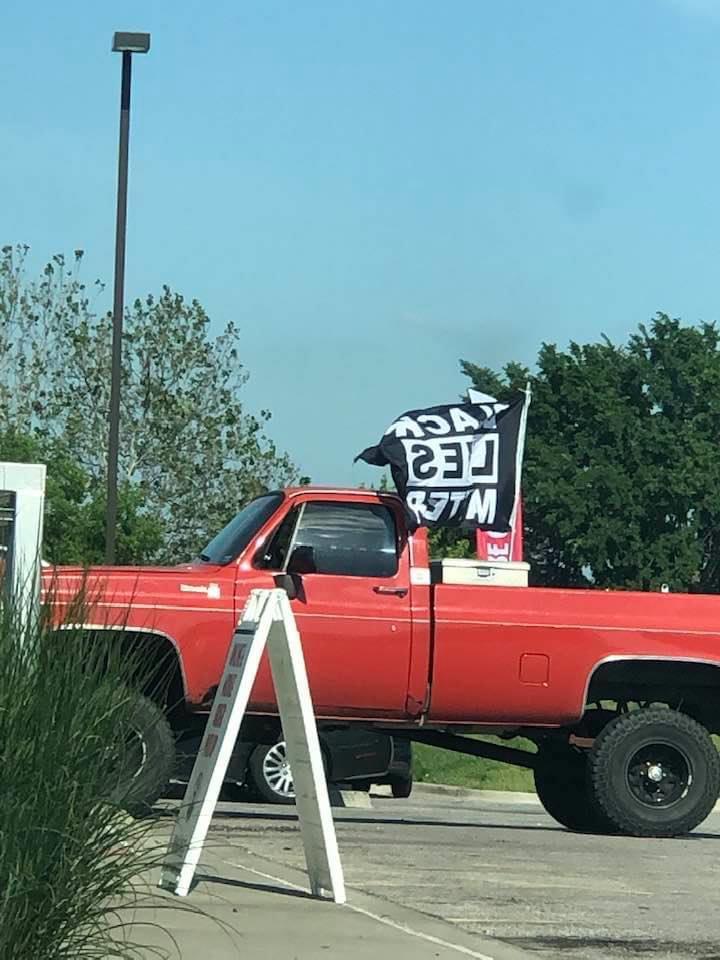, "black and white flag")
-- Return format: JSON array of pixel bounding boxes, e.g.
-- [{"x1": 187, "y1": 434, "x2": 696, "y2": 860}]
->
[{"x1": 356, "y1": 393, "x2": 528, "y2": 530}]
